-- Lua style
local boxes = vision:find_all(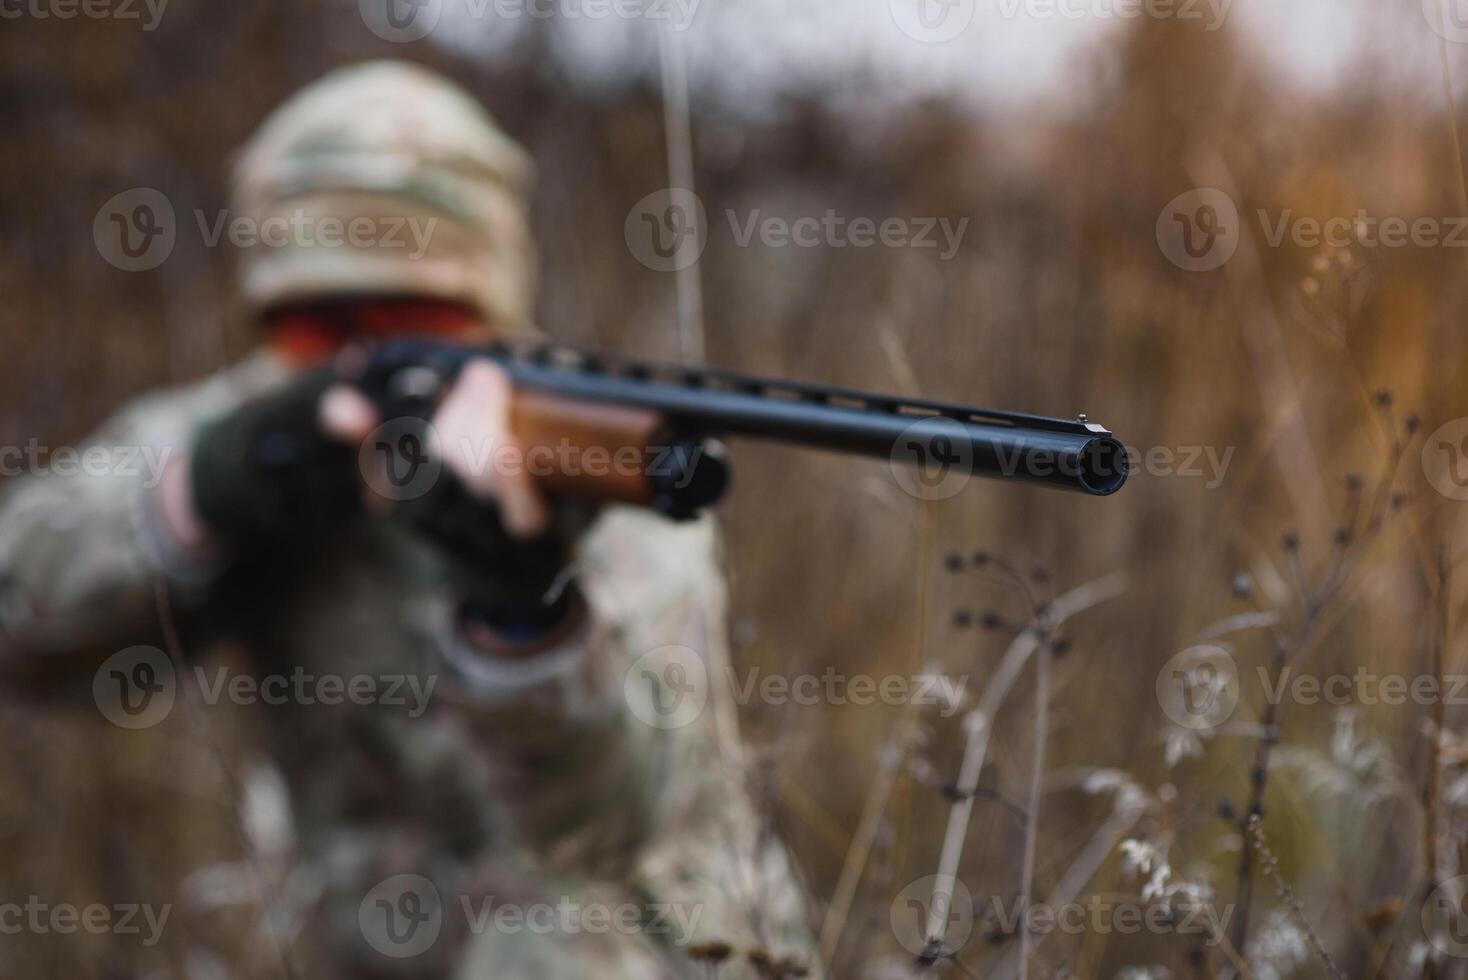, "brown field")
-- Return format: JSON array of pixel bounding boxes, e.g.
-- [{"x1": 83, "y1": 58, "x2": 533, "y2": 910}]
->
[{"x1": 3, "y1": 4, "x2": 1468, "y2": 978}]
